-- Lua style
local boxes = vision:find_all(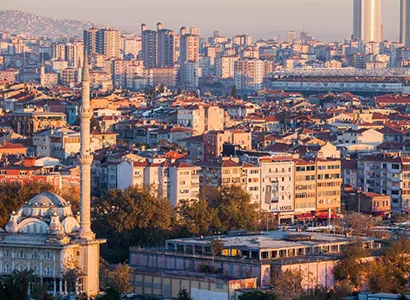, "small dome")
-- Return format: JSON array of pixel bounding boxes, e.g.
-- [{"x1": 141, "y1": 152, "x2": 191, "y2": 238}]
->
[{"x1": 28, "y1": 192, "x2": 68, "y2": 208}]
